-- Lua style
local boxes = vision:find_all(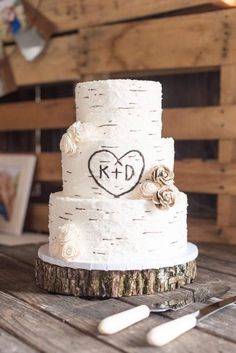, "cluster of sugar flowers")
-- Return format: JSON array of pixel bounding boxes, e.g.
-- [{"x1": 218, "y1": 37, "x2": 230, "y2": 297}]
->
[
  {"x1": 49, "y1": 222, "x2": 80, "y2": 261},
  {"x1": 139, "y1": 165, "x2": 178, "y2": 210},
  {"x1": 60, "y1": 121, "x2": 97, "y2": 156}
]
